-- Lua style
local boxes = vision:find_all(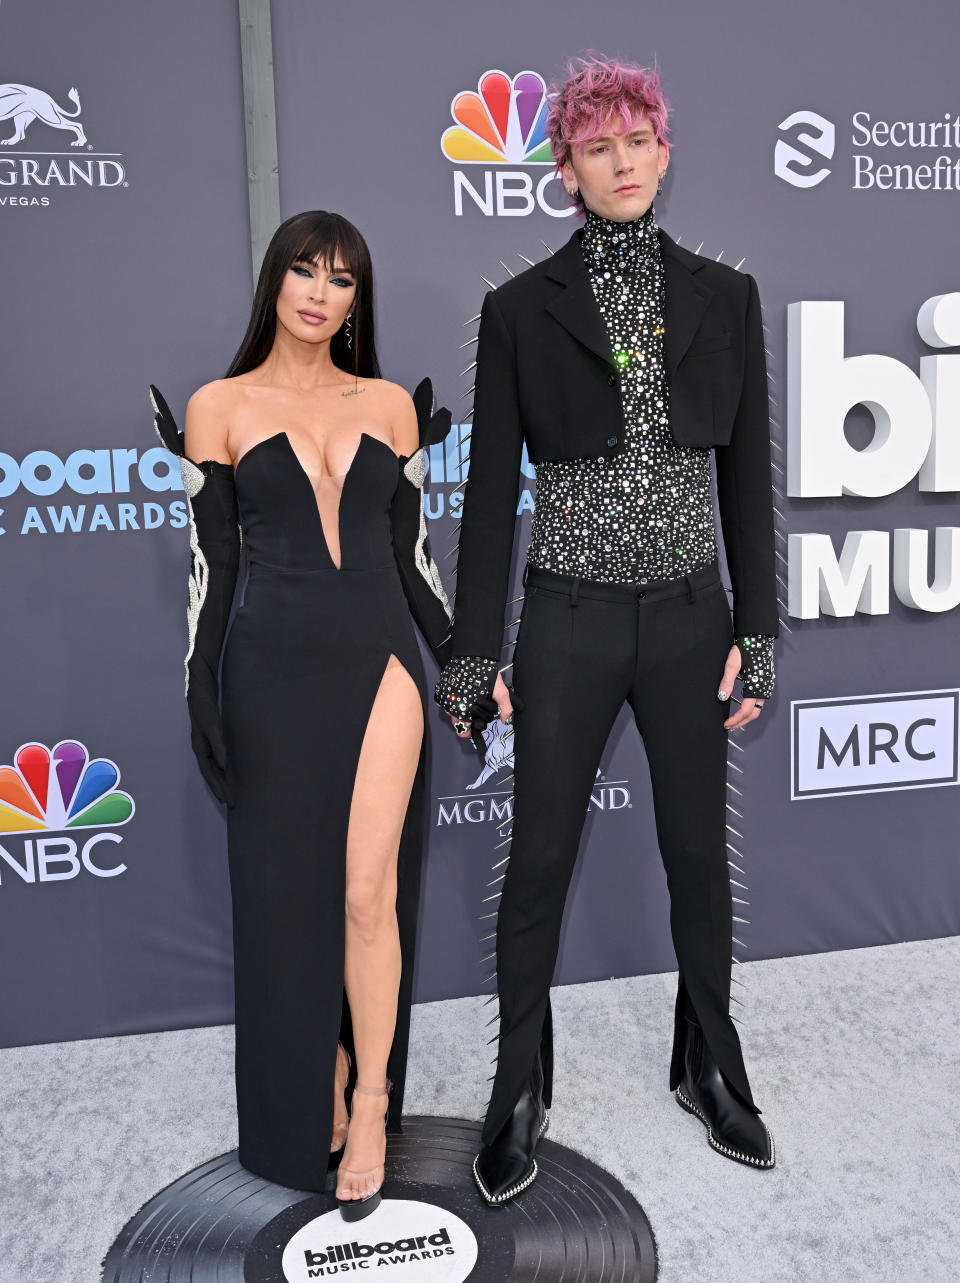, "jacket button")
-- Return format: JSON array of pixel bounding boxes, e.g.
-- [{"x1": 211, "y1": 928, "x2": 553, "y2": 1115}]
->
[
  {"x1": 607, "y1": 436, "x2": 618, "y2": 448},
  {"x1": 607, "y1": 372, "x2": 619, "y2": 386}
]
